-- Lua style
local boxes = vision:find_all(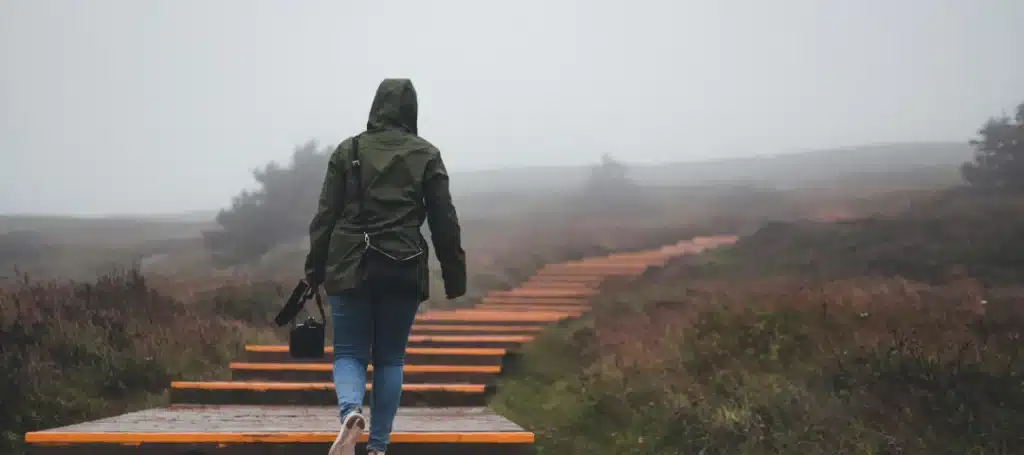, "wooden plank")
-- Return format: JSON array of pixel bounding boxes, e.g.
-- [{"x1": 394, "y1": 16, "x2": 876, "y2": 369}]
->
[
  {"x1": 516, "y1": 280, "x2": 598, "y2": 286},
  {"x1": 169, "y1": 382, "x2": 492, "y2": 407},
  {"x1": 557, "y1": 260, "x2": 662, "y2": 266},
  {"x1": 26, "y1": 406, "x2": 531, "y2": 455},
  {"x1": 229, "y1": 363, "x2": 501, "y2": 383},
  {"x1": 414, "y1": 311, "x2": 571, "y2": 325},
  {"x1": 474, "y1": 305, "x2": 586, "y2": 315},
  {"x1": 243, "y1": 346, "x2": 509, "y2": 365},
  {"x1": 536, "y1": 265, "x2": 648, "y2": 274},
  {"x1": 411, "y1": 324, "x2": 545, "y2": 335},
  {"x1": 171, "y1": 382, "x2": 486, "y2": 392},
  {"x1": 29, "y1": 442, "x2": 529, "y2": 455},
  {"x1": 405, "y1": 335, "x2": 534, "y2": 349},
  {"x1": 525, "y1": 274, "x2": 606, "y2": 281},
  {"x1": 486, "y1": 289, "x2": 598, "y2": 298},
  {"x1": 534, "y1": 269, "x2": 643, "y2": 277},
  {"x1": 480, "y1": 297, "x2": 589, "y2": 305}
]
